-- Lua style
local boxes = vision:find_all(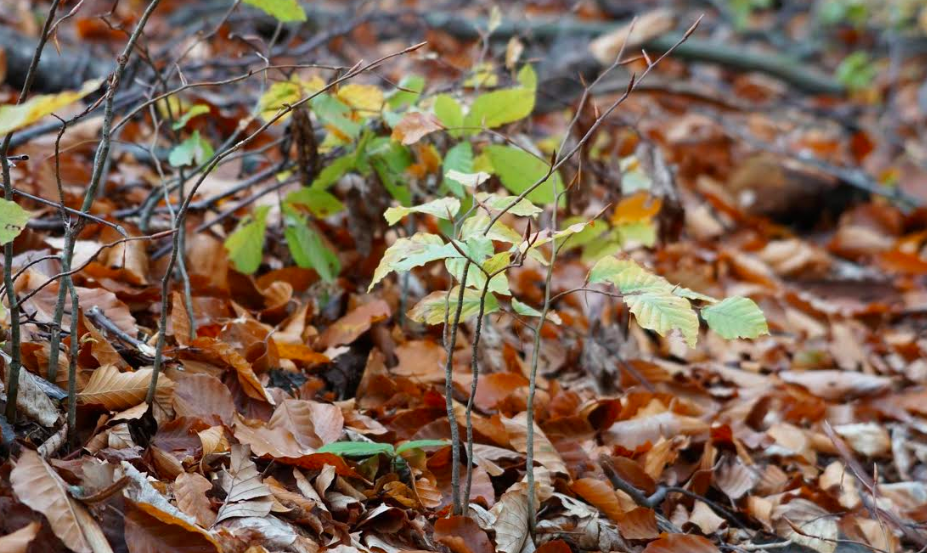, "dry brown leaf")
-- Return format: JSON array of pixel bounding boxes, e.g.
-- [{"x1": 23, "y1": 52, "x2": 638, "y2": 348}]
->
[
  {"x1": 391, "y1": 112, "x2": 443, "y2": 145},
  {"x1": 0, "y1": 522, "x2": 41, "y2": 553},
  {"x1": 124, "y1": 498, "x2": 219, "y2": 553},
  {"x1": 501, "y1": 412, "x2": 567, "y2": 475},
  {"x1": 10, "y1": 449, "x2": 113, "y2": 553},
  {"x1": 215, "y1": 444, "x2": 273, "y2": 524},
  {"x1": 172, "y1": 373, "x2": 235, "y2": 424},
  {"x1": 77, "y1": 365, "x2": 172, "y2": 411},
  {"x1": 174, "y1": 472, "x2": 217, "y2": 528},
  {"x1": 233, "y1": 414, "x2": 308, "y2": 459}
]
